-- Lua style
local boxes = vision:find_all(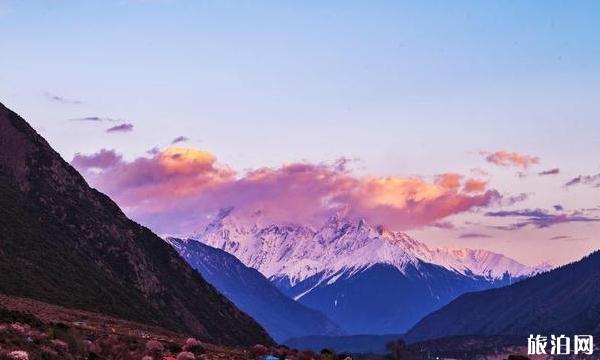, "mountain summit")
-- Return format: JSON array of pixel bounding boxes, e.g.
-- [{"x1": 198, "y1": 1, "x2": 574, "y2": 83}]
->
[
  {"x1": 191, "y1": 209, "x2": 547, "y2": 334},
  {"x1": 194, "y1": 210, "x2": 543, "y2": 292},
  {"x1": 0, "y1": 102, "x2": 271, "y2": 346}
]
